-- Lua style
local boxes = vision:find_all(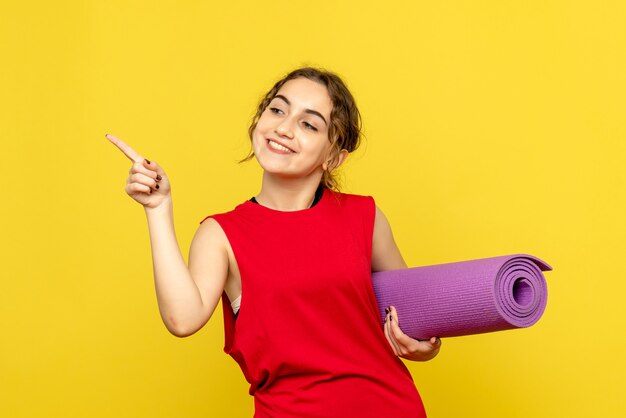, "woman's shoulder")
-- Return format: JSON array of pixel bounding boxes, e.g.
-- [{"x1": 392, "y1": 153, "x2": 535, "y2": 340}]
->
[{"x1": 198, "y1": 199, "x2": 251, "y2": 225}]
